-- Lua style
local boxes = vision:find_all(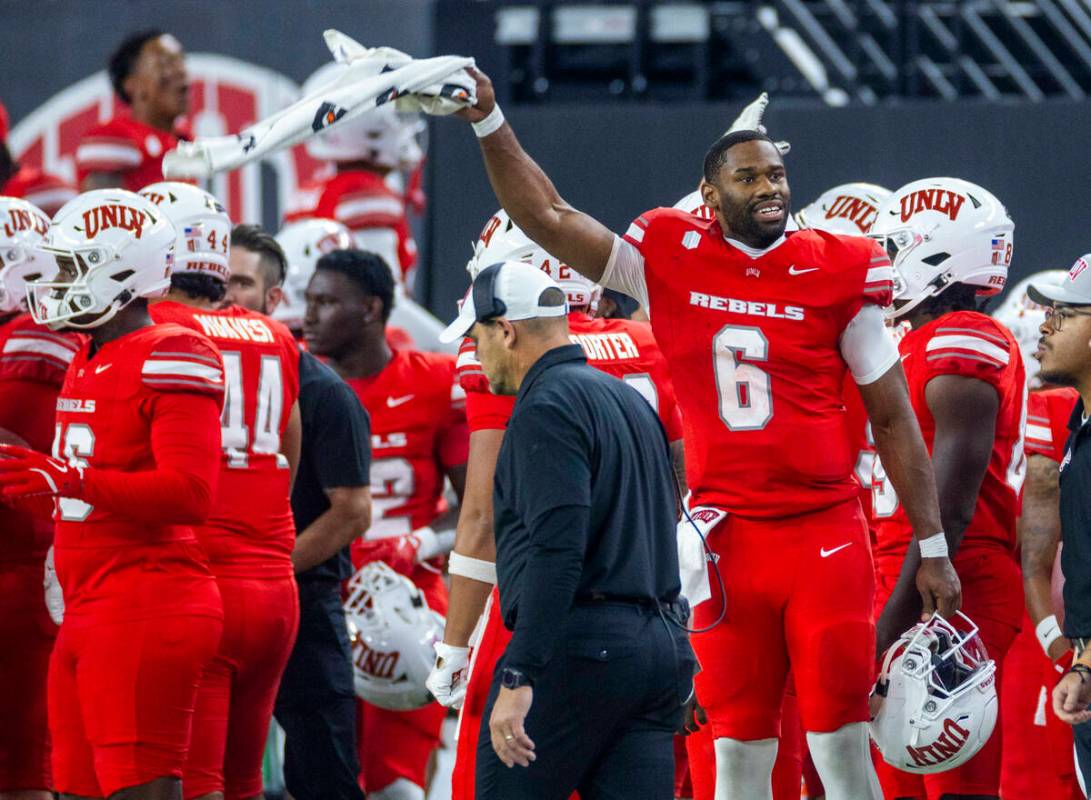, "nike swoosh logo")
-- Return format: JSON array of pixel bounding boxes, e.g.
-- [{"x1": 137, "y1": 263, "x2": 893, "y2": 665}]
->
[
  {"x1": 788, "y1": 265, "x2": 820, "y2": 275},
  {"x1": 386, "y1": 394, "x2": 414, "y2": 408},
  {"x1": 820, "y1": 542, "x2": 853, "y2": 558},
  {"x1": 94, "y1": 363, "x2": 112, "y2": 374}
]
